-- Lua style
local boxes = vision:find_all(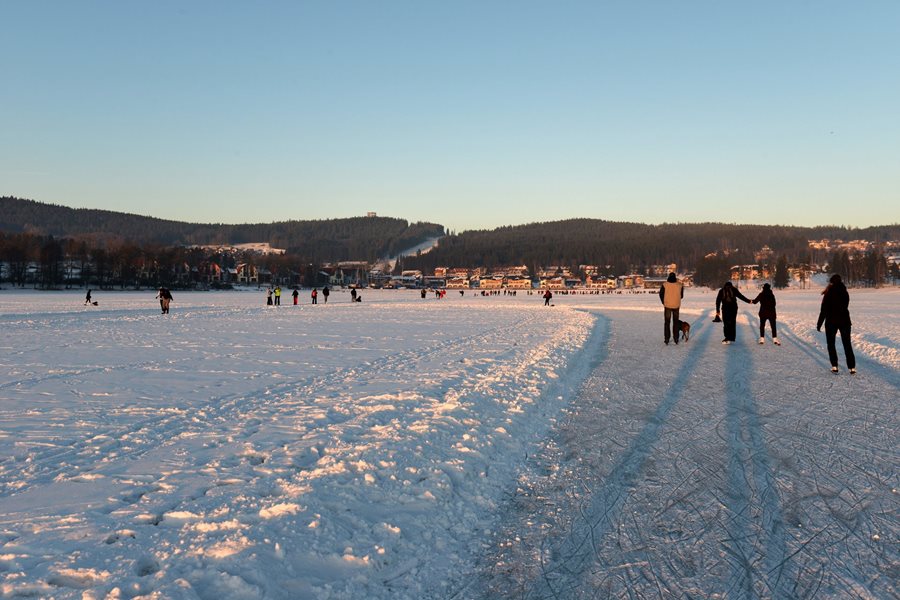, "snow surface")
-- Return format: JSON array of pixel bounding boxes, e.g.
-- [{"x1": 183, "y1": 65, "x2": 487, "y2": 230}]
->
[
  {"x1": 382, "y1": 236, "x2": 443, "y2": 271},
  {"x1": 0, "y1": 286, "x2": 897, "y2": 599}
]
